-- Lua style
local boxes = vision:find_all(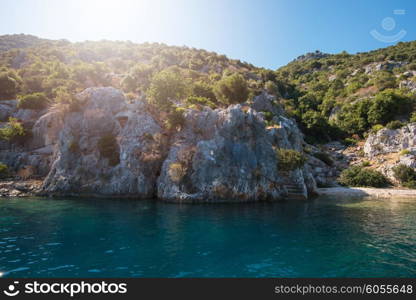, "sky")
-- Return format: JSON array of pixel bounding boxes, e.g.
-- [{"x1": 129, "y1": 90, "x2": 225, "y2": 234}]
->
[{"x1": 1, "y1": 0, "x2": 416, "y2": 69}]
